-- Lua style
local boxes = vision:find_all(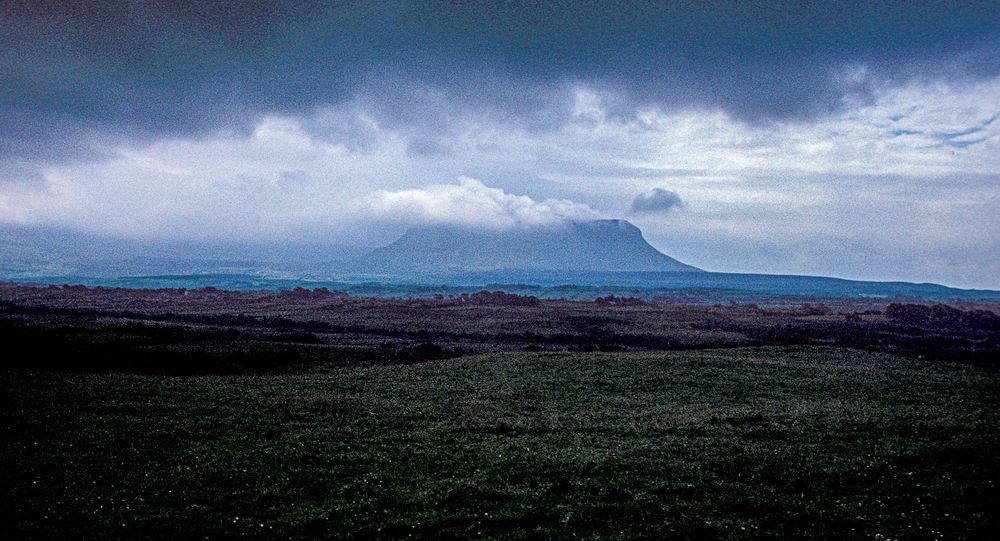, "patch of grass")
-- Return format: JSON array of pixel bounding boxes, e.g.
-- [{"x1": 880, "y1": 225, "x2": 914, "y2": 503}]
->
[{"x1": 3, "y1": 346, "x2": 998, "y2": 539}]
